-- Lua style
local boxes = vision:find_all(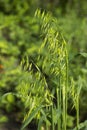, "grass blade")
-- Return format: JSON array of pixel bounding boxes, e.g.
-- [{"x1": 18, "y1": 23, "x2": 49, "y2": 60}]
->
[{"x1": 21, "y1": 105, "x2": 42, "y2": 130}]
